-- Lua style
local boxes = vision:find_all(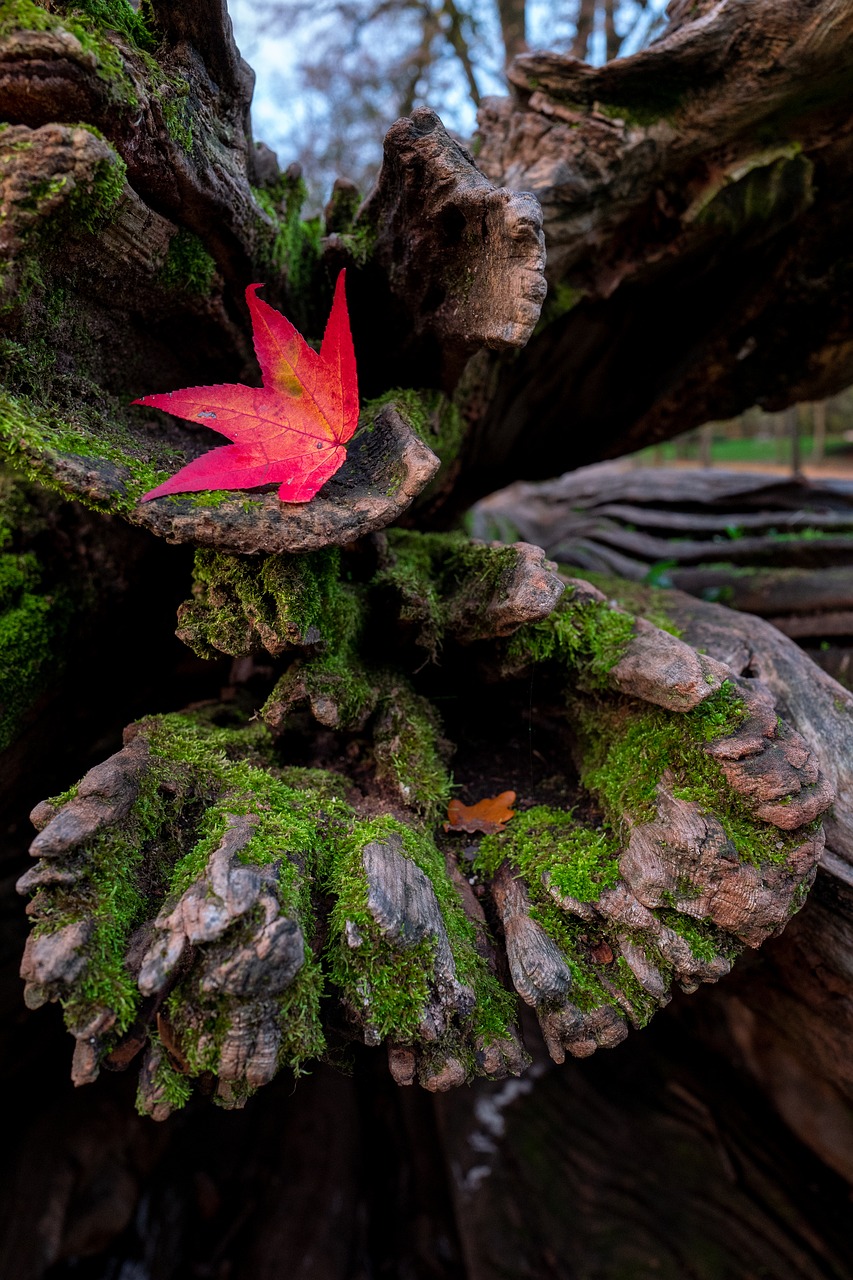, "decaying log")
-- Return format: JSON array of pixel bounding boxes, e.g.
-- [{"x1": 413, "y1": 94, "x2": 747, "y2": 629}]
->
[
  {"x1": 473, "y1": 462, "x2": 853, "y2": 644},
  {"x1": 529, "y1": 569, "x2": 853, "y2": 1184},
  {"x1": 133, "y1": 402, "x2": 441, "y2": 554},
  {"x1": 468, "y1": 457, "x2": 853, "y2": 1180},
  {"x1": 345, "y1": 107, "x2": 546, "y2": 388},
  {"x1": 0, "y1": 5, "x2": 548, "y2": 544},
  {"x1": 0, "y1": 1, "x2": 270, "y2": 293},
  {"x1": 5, "y1": 0, "x2": 853, "y2": 1267},
  {"x1": 442, "y1": 0, "x2": 853, "y2": 505},
  {"x1": 434, "y1": 1013, "x2": 853, "y2": 1280},
  {"x1": 654, "y1": 588, "x2": 853, "y2": 1182},
  {"x1": 6, "y1": 1, "x2": 853, "y2": 537}
]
